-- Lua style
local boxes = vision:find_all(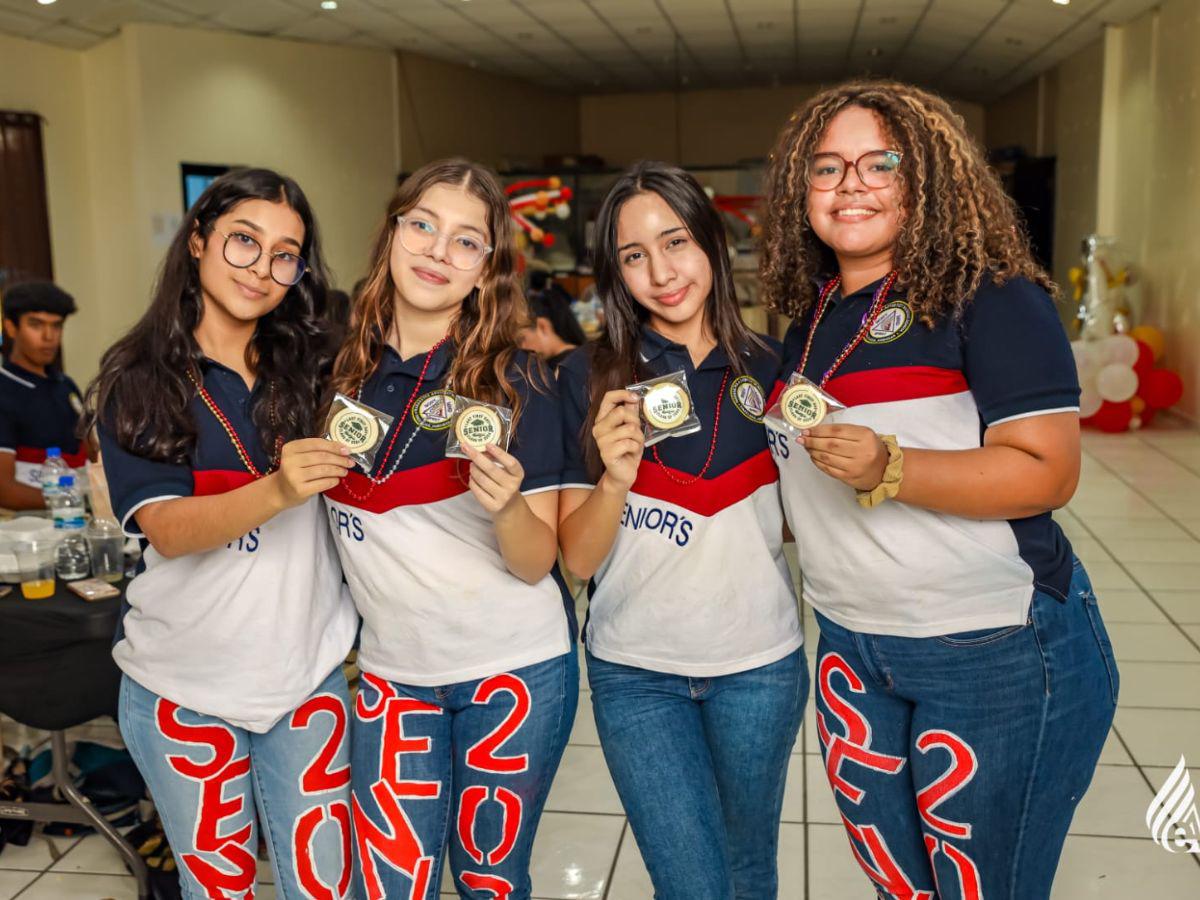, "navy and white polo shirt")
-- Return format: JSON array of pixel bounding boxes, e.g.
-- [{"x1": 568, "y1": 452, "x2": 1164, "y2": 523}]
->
[
  {"x1": 324, "y1": 343, "x2": 573, "y2": 688},
  {"x1": 0, "y1": 359, "x2": 85, "y2": 486},
  {"x1": 560, "y1": 326, "x2": 802, "y2": 678},
  {"x1": 99, "y1": 359, "x2": 357, "y2": 733},
  {"x1": 768, "y1": 275, "x2": 1080, "y2": 638}
]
